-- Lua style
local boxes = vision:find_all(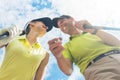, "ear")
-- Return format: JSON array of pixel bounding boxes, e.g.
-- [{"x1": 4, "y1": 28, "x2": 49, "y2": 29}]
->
[
  {"x1": 70, "y1": 17, "x2": 75, "y2": 21},
  {"x1": 29, "y1": 22, "x2": 35, "y2": 28}
]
